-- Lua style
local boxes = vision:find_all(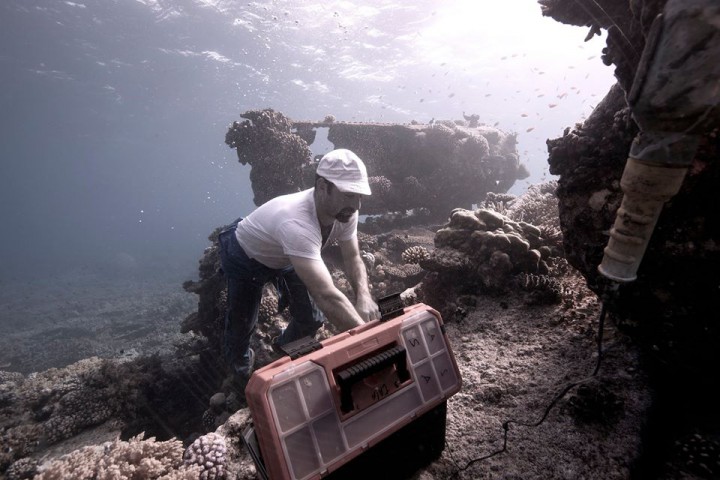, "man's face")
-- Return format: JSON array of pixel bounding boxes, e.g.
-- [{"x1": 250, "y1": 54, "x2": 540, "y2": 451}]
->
[{"x1": 322, "y1": 180, "x2": 362, "y2": 223}]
